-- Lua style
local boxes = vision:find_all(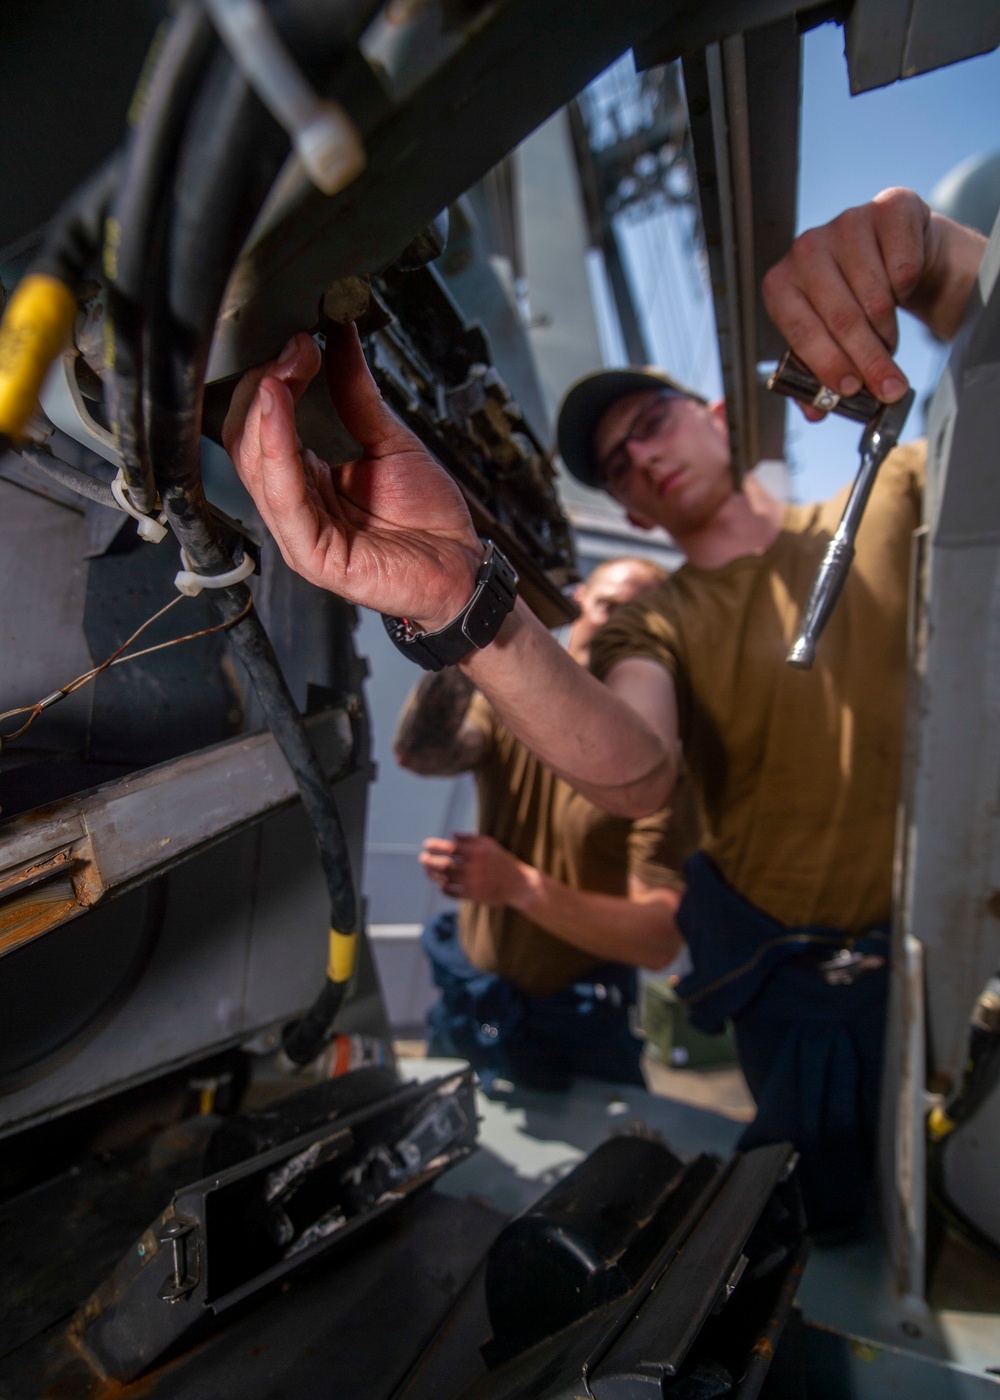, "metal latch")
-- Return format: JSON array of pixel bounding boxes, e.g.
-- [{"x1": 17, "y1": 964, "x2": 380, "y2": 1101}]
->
[{"x1": 158, "y1": 1215, "x2": 199, "y2": 1303}]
